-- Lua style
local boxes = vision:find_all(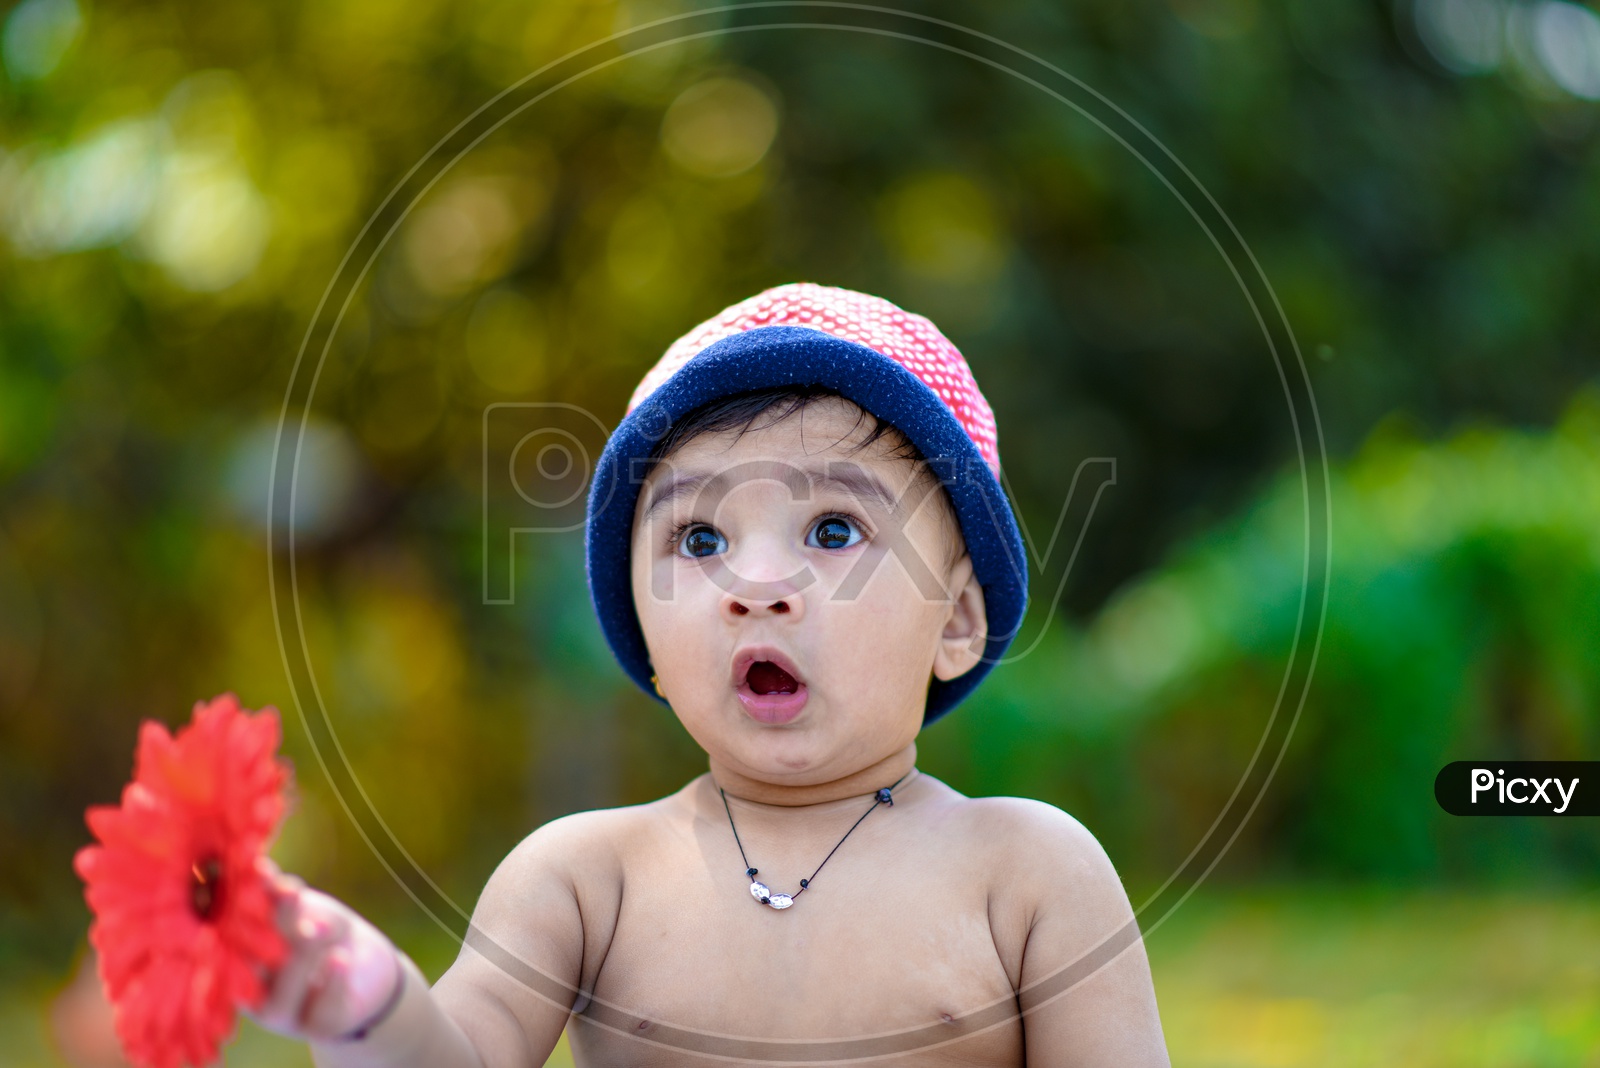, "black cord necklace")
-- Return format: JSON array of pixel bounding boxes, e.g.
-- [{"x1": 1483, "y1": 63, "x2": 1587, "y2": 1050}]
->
[{"x1": 719, "y1": 769, "x2": 917, "y2": 910}]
